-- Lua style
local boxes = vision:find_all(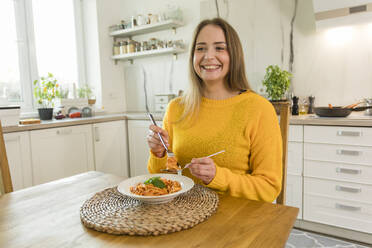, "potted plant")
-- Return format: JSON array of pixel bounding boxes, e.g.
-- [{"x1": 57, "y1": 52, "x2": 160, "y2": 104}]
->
[
  {"x1": 77, "y1": 84, "x2": 96, "y2": 105},
  {"x1": 33, "y1": 73, "x2": 62, "y2": 120},
  {"x1": 262, "y1": 65, "x2": 292, "y2": 101}
]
